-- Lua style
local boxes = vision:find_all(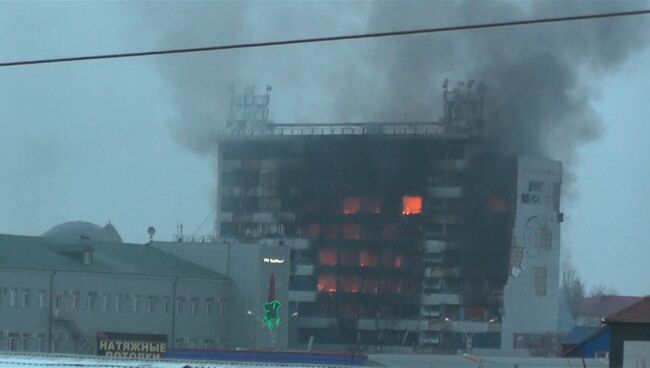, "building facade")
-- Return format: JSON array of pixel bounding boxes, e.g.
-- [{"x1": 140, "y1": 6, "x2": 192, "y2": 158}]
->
[
  {"x1": 151, "y1": 240, "x2": 291, "y2": 350},
  {"x1": 213, "y1": 86, "x2": 563, "y2": 352},
  {"x1": 501, "y1": 157, "x2": 563, "y2": 351},
  {"x1": 0, "y1": 221, "x2": 289, "y2": 354}
]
